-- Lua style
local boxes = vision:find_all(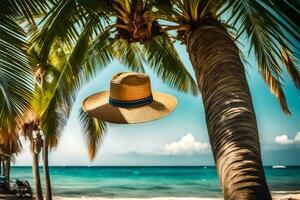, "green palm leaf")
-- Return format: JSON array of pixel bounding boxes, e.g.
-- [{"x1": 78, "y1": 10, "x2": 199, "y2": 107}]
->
[
  {"x1": 31, "y1": 0, "x2": 84, "y2": 63},
  {"x1": 262, "y1": 0, "x2": 300, "y2": 42},
  {"x1": 89, "y1": 28, "x2": 145, "y2": 73},
  {"x1": 143, "y1": 34, "x2": 198, "y2": 95},
  {"x1": 86, "y1": 29, "x2": 114, "y2": 74},
  {"x1": 32, "y1": 19, "x2": 107, "y2": 150},
  {"x1": 1, "y1": 0, "x2": 55, "y2": 24},
  {"x1": 30, "y1": 0, "x2": 108, "y2": 63},
  {"x1": 113, "y1": 39, "x2": 145, "y2": 73},
  {"x1": 40, "y1": 89, "x2": 67, "y2": 148},
  {"x1": 79, "y1": 108, "x2": 106, "y2": 160},
  {"x1": 225, "y1": 0, "x2": 300, "y2": 114},
  {"x1": 0, "y1": 15, "x2": 34, "y2": 131}
]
